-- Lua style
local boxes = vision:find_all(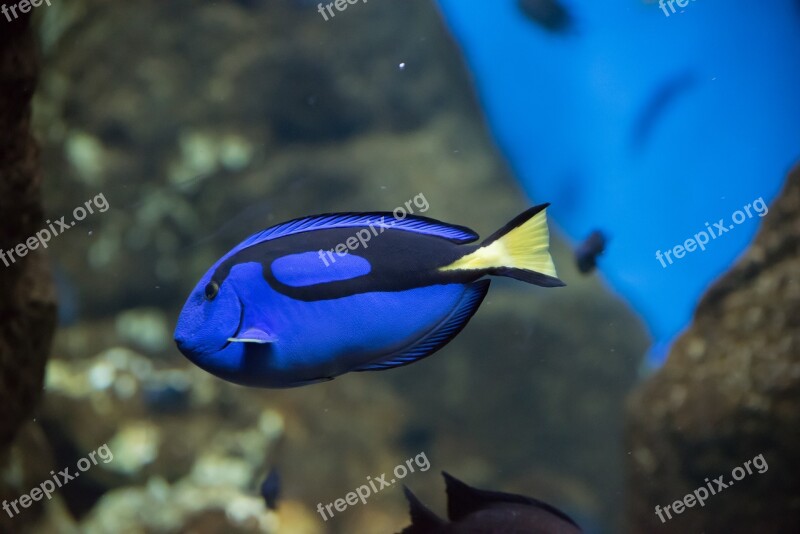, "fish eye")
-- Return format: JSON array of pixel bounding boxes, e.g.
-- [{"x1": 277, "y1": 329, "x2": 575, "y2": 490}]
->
[{"x1": 204, "y1": 281, "x2": 220, "y2": 301}]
